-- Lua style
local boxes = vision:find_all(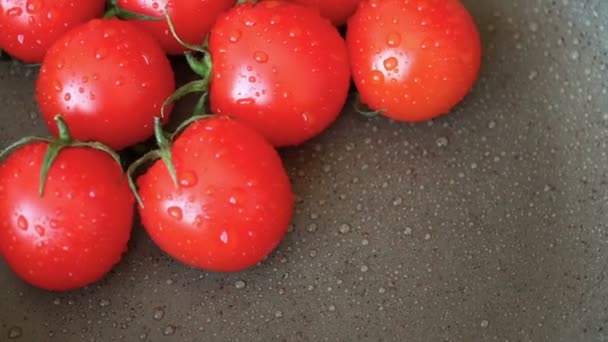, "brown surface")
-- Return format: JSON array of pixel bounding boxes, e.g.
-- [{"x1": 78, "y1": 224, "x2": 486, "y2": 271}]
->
[{"x1": 1, "y1": 0, "x2": 608, "y2": 341}]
